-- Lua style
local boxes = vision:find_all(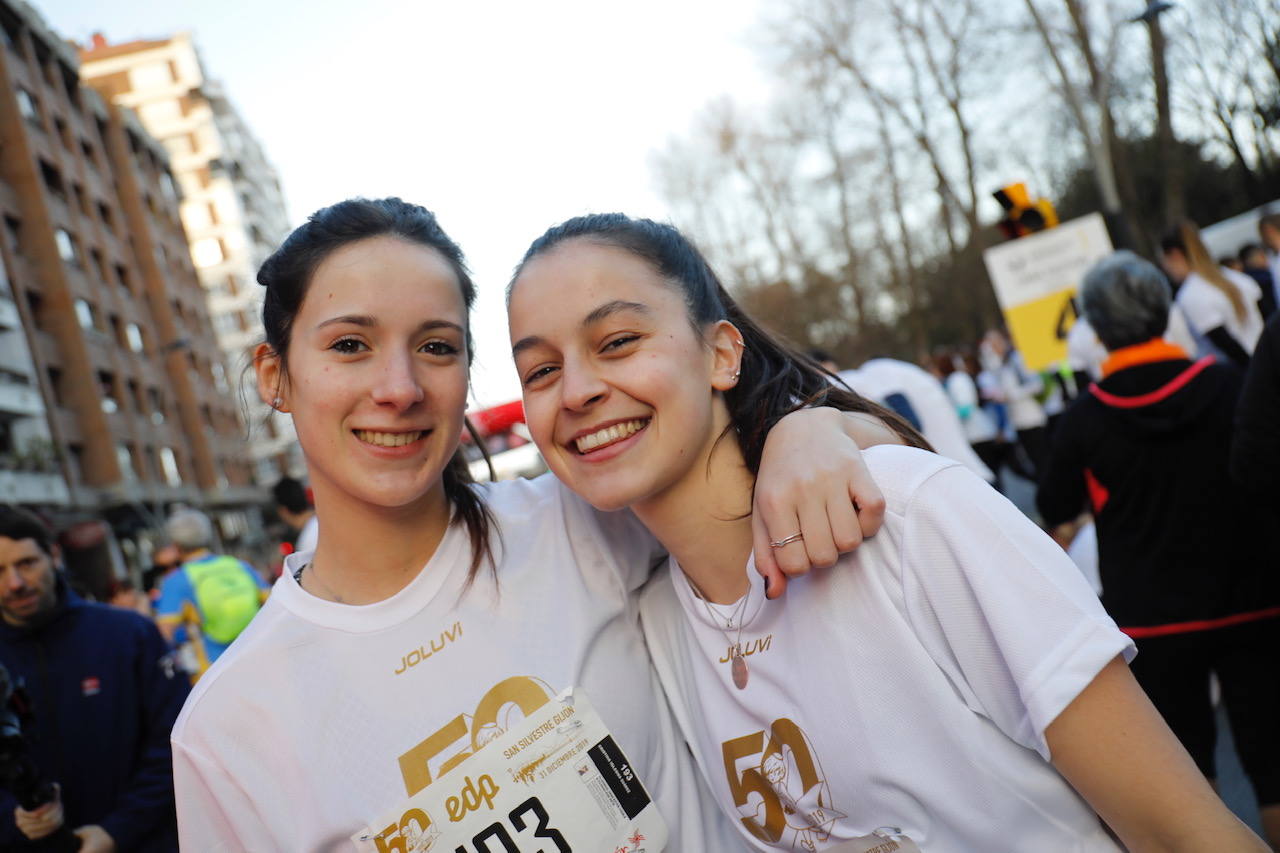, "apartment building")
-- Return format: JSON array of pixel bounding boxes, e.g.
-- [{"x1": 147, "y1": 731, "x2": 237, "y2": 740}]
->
[
  {"x1": 80, "y1": 32, "x2": 299, "y2": 483},
  {"x1": 0, "y1": 0, "x2": 256, "y2": 545}
]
